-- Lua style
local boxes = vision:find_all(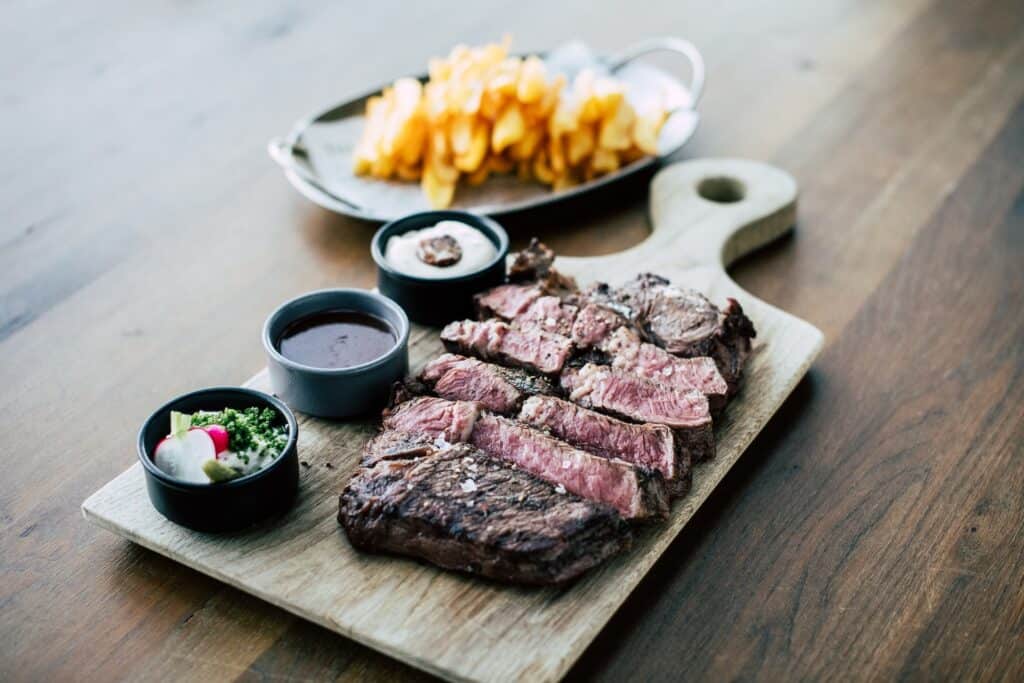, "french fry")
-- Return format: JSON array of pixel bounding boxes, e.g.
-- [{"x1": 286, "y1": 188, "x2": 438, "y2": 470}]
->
[
  {"x1": 454, "y1": 120, "x2": 489, "y2": 173},
  {"x1": 597, "y1": 98, "x2": 636, "y2": 151},
  {"x1": 517, "y1": 56, "x2": 547, "y2": 104},
  {"x1": 352, "y1": 38, "x2": 668, "y2": 207},
  {"x1": 566, "y1": 124, "x2": 595, "y2": 166},
  {"x1": 492, "y1": 102, "x2": 526, "y2": 153}
]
